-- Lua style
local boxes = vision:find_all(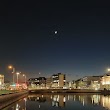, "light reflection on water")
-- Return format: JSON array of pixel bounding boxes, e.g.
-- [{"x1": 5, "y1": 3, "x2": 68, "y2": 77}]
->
[{"x1": 2, "y1": 94, "x2": 110, "y2": 110}]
